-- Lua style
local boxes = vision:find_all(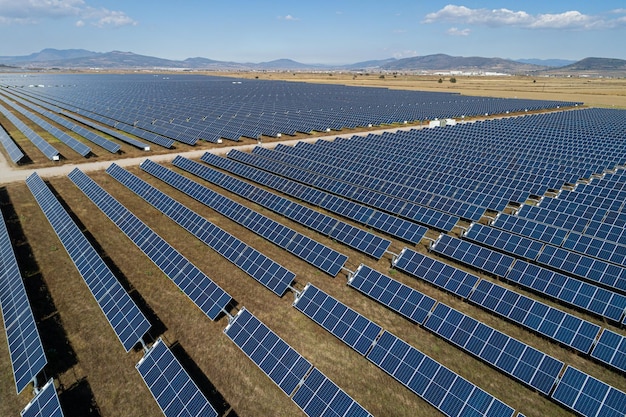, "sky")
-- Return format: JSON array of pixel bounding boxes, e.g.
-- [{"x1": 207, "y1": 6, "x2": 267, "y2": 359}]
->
[{"x1": 1, "y1": 1, "x2": 625, "y2": 64}]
